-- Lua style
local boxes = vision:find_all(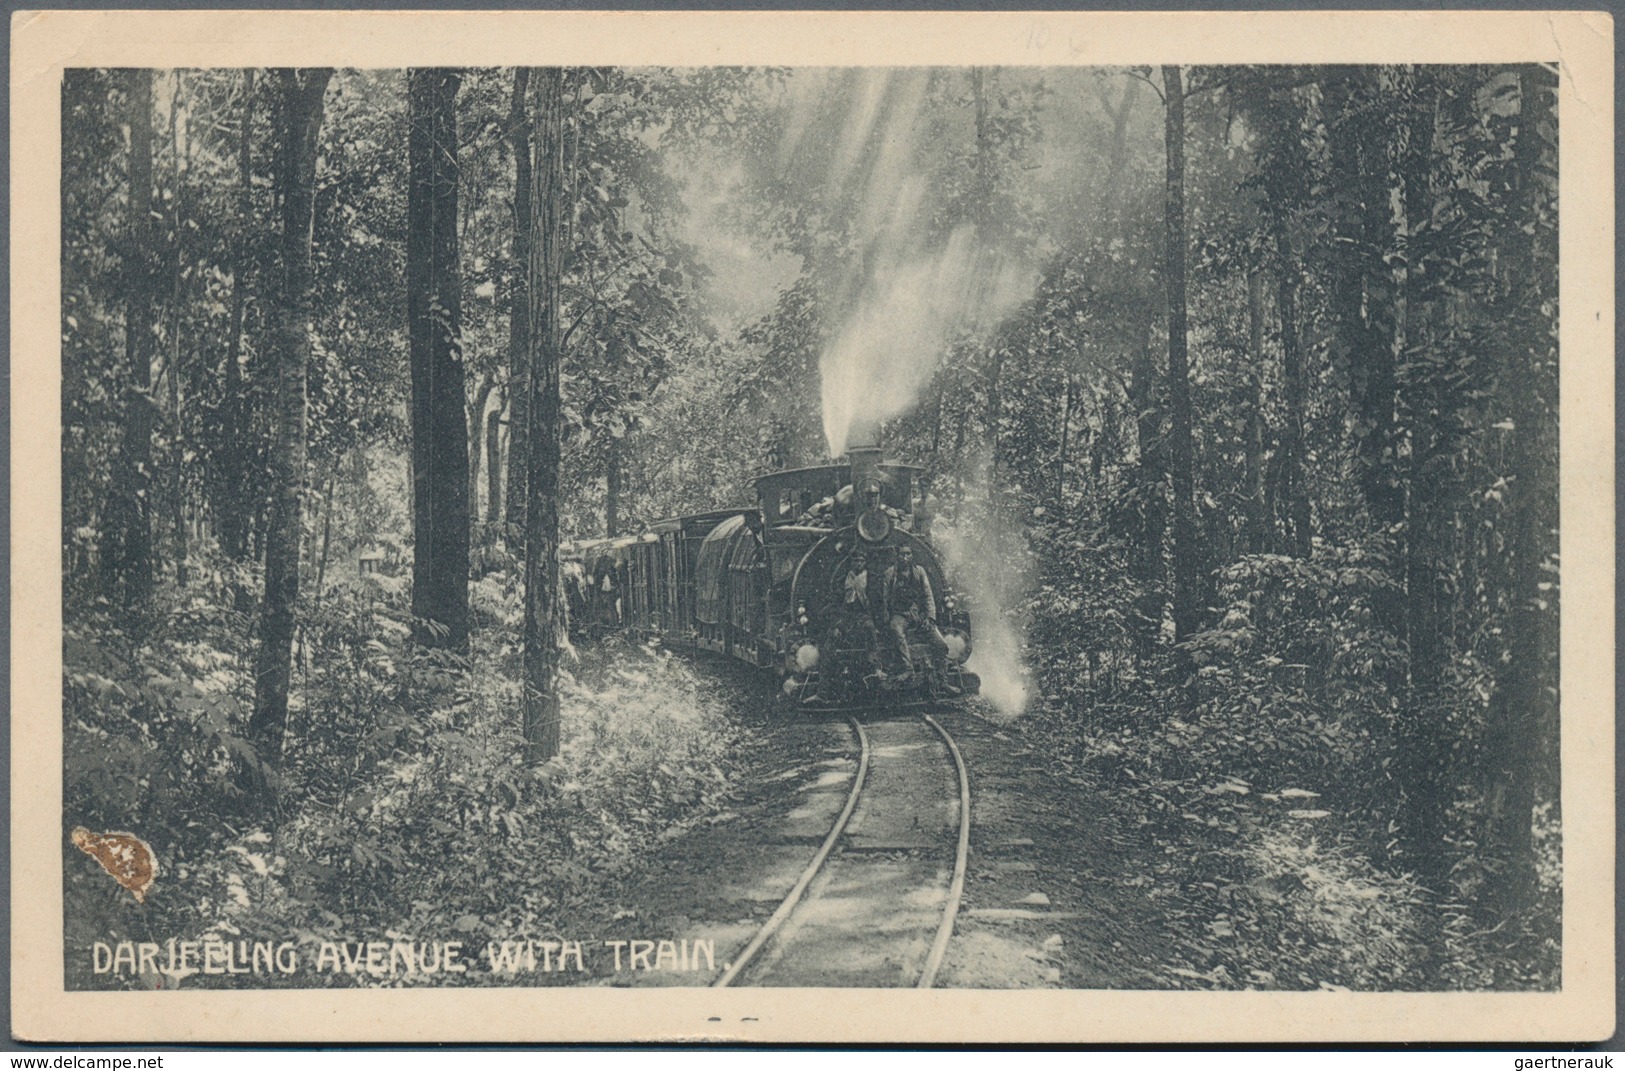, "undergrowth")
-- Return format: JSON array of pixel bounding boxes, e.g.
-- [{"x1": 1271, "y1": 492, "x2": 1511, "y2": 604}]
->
[
  {"x1": 63, "y1": 570, "x2": 745, "y2": 989},
  {"x1": 1012, "y1": 544, "x2": 1561, "y2": 992}
]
